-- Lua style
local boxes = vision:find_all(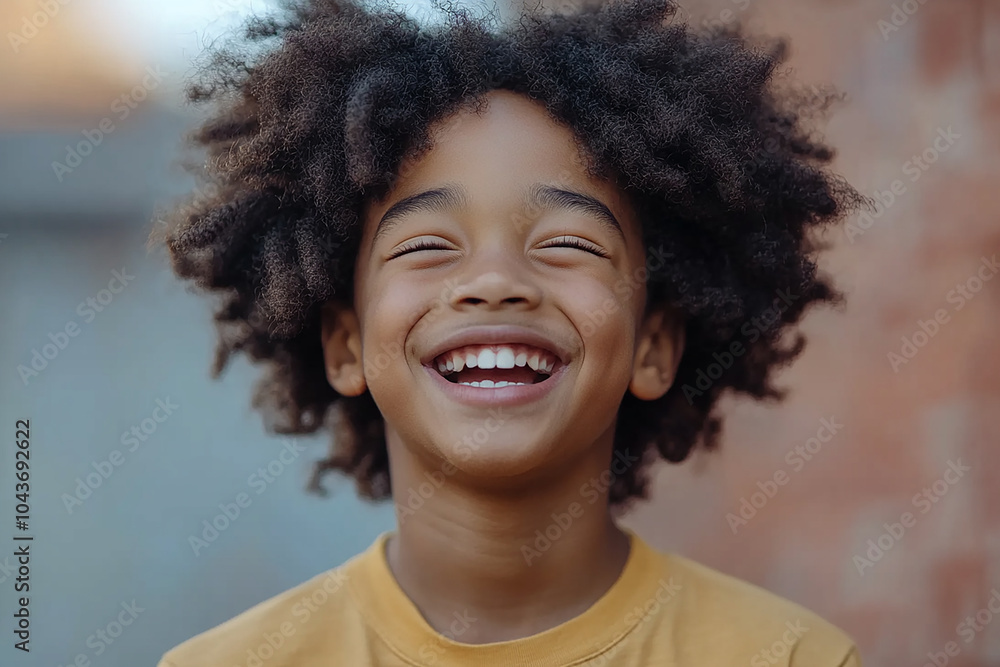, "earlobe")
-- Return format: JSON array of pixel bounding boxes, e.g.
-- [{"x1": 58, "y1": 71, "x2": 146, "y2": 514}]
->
[
  {"x1": 628, "y1": 307, "x2": 686, "y2": 401},
  {"x1": 319, "y1": 301, "x2": 367, "y2": 396}
]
